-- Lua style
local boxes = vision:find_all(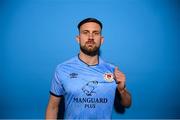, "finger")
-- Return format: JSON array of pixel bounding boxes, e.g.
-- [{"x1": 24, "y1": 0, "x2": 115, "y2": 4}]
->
[
  {"x1": 115, "y1": 70, "x2": 123, "y2": 76},
  {"x1": 114, "y1": 67, "x2": 118, "y2": 72},
  {"x1": 116, "y1": 72, "x2": 126, "y2": 79}
]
